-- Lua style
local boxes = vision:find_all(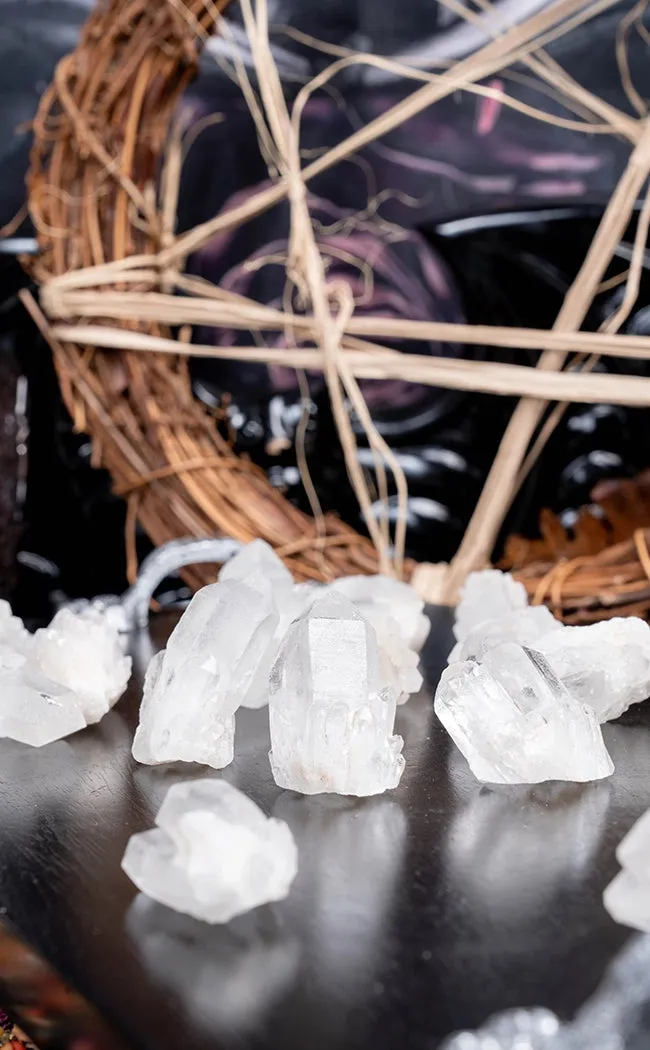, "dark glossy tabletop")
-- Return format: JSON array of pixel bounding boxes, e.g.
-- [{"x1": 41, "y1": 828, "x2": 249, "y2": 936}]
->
[{"x1": 0, "y1": 607, "x2": 648, "y2": 1050}]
